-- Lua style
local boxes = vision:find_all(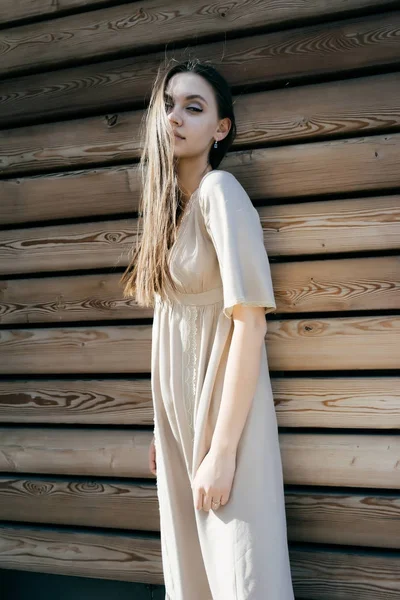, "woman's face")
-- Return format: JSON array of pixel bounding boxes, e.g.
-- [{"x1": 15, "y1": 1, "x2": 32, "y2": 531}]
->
[{"x1": 164, "y1": 72, "x2": 229, "y2": 160}]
